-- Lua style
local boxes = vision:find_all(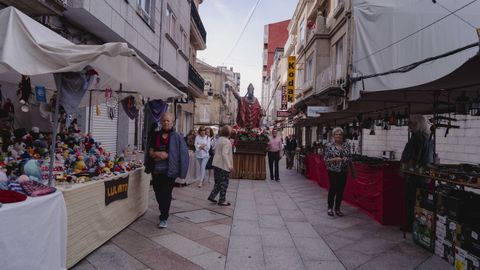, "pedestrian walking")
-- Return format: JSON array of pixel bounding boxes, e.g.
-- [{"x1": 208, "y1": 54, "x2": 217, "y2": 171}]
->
[
  {"x1": 285, "y1": 134, "x2": 297, "y2": 169},
  {"x1": 205, "y1": 127, "x2": 217, "y2": 183},
  {"x1": 195, "y1": 126, "x2": 211, "y2": 188},
  {"x1": 145, "y1": 112, "x2": 189, "y2": 228},
  {"x1": 324, "y1": 127, "x2": 351, "y2": 217},
  {"x1": 208, "y1": 125, "x2": 234, "y2": 206},
  {"x1": 400, "y1": 115, "x2": 433, "y2": 231},
  {"x1": 267, "y1": 129, "x2": 283, "y2": 181},
  {"x1": 184, "y1": 129, "x2": 196, "y2": 151}
]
